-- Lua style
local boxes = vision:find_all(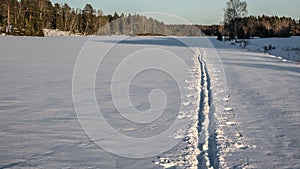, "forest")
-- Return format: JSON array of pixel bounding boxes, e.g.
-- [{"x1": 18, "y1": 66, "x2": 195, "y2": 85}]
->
[
  {"x1": 198, "y1": 16, "x2": 300, "y2": 38},
  {"x1": 0, "y1": 0, "x2": 203, "y2": 36},
  {"x1": 0, "y1": 0, "x2": 123, "y2": 36},
  {"x1": 224, "y1": 15, "x2": 300, "y2": 38},
  {"x1": 1, "y1": 0, "x2": 300, "y2": 37}
]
